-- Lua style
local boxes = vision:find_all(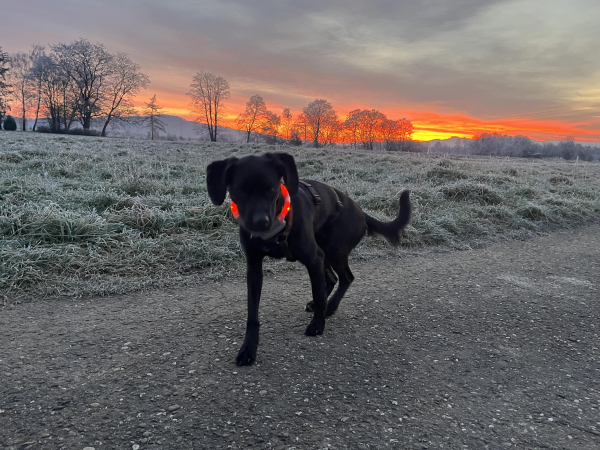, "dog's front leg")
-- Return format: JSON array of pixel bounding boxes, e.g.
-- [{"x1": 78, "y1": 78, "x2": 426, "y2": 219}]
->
[
  {"x1": 304, "y1": 252, "x2": 327, "y2": 336},
  {"x1": 236, "y1": 255, "x2": 264, "y2": 366}
]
